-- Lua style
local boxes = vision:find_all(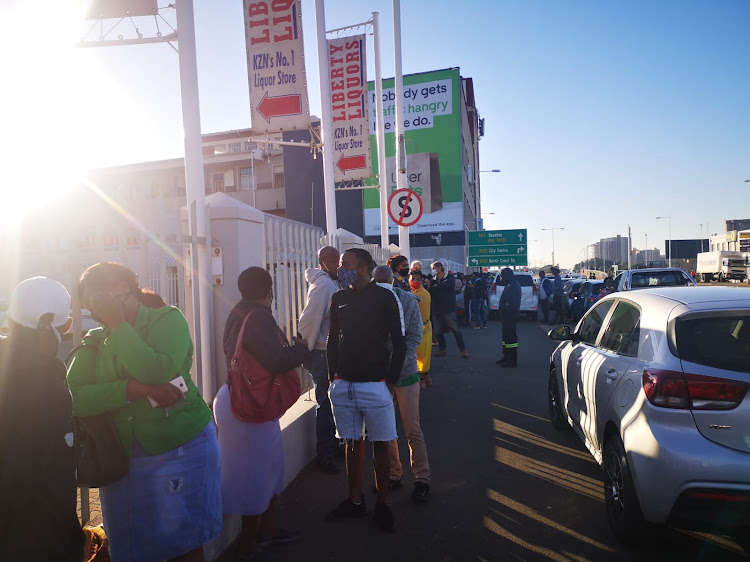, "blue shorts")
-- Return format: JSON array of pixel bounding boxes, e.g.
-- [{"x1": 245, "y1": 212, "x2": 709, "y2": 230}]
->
[
  {"x1": 329, "y1": 379, "x2": 397, "y2": 442},
  {"x1": 100, "y1": 421, "x2": 222, "y2": 562}
]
